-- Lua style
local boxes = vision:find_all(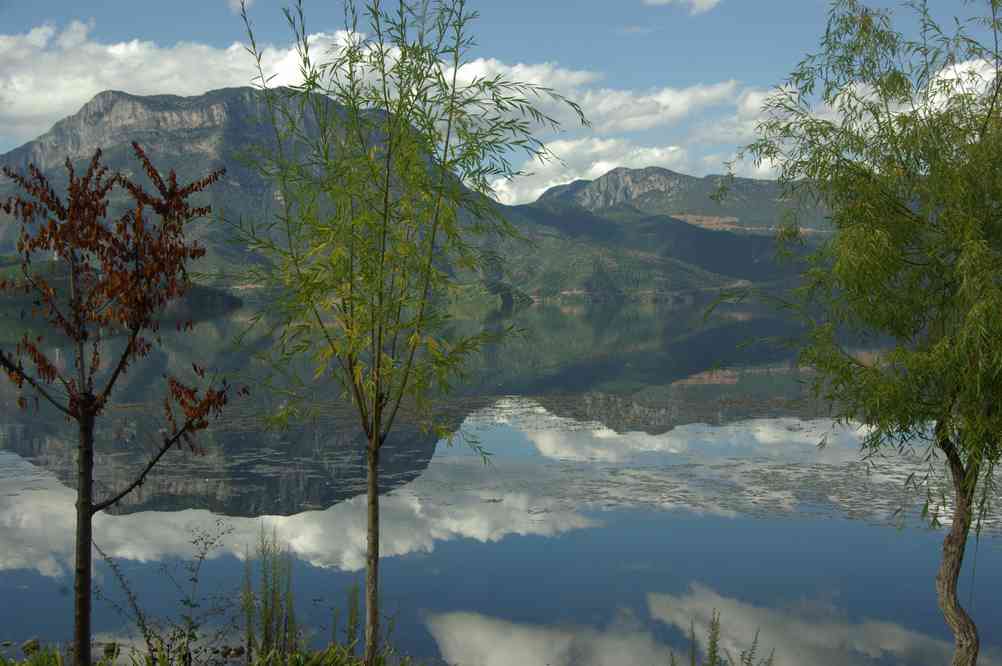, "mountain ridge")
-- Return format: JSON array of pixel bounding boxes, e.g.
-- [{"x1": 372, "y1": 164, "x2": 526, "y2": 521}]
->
[
  {"x1": 537, "y1": 163, "x2": 830, "y2": 232},
  {"x1": 1, "y1": 86, "x2": 822, "y2": 302}
]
